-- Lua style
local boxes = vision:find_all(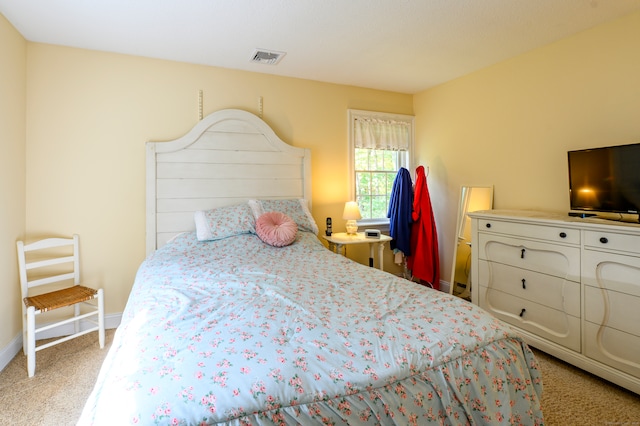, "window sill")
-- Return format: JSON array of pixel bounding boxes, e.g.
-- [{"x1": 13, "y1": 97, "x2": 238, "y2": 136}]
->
[{"x1": 357, "y1": 219, "x2": 390, "y2": 234}]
